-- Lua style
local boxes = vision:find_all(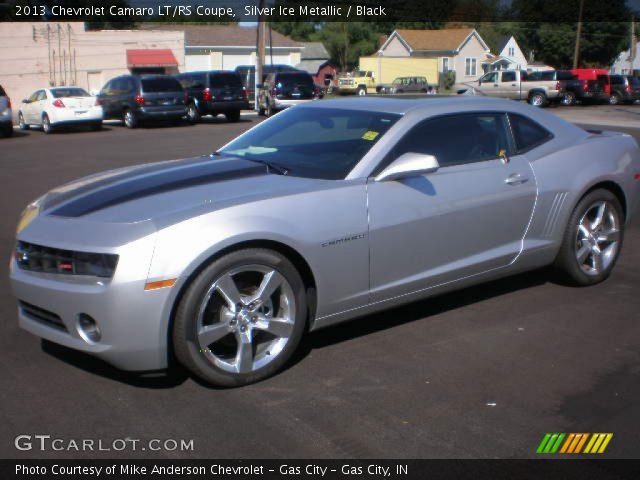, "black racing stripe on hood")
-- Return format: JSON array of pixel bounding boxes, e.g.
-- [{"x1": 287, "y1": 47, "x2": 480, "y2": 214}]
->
[
  {"x1": 49, "y1": 159, "x2": 266, "y2": 218},
  {"x1": 42, "y1": 155, "x2": 218, "y2": 213}
]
